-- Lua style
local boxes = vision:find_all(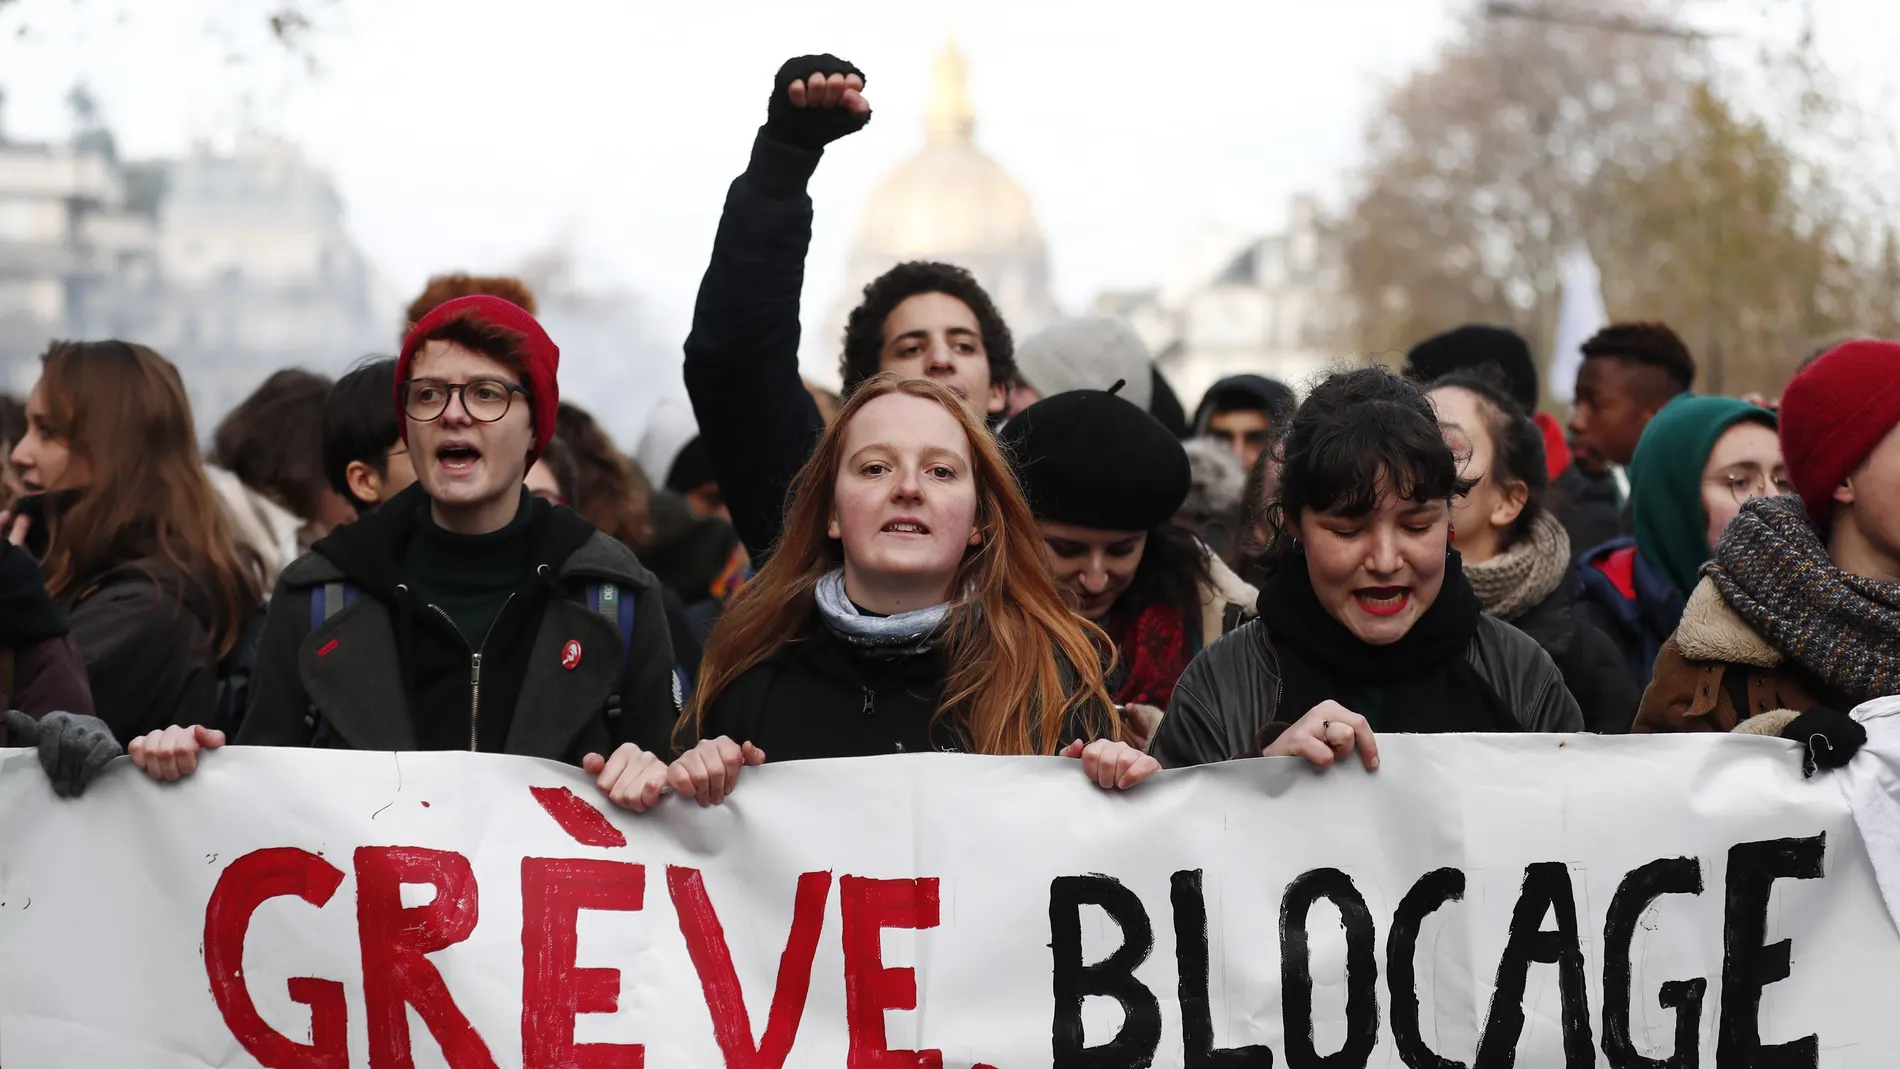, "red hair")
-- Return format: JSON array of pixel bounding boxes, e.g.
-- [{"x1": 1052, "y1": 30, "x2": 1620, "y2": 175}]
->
[{"x1": 689, "y1": 374, "x2": 1117, "y2": 754}]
